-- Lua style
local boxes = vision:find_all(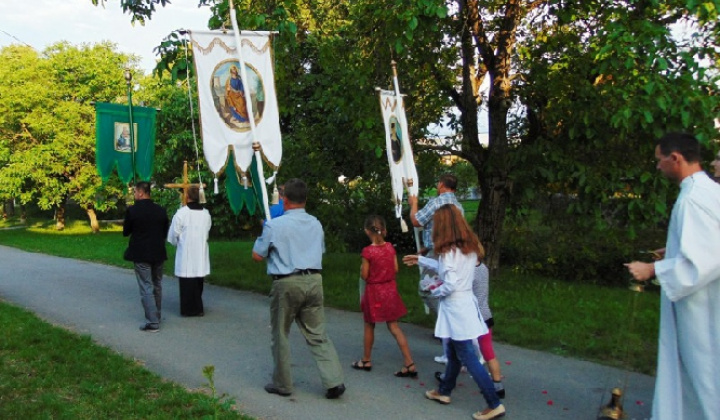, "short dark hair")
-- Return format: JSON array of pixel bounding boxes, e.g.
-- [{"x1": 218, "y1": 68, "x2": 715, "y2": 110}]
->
[
  {"x1": 187, "y1": 185, "x2": 199, "y2": 202},
  {"x1": 656, "y1": 132, "x2": 702, "y2": 163},
  {"x1": 439, "y1": 173, "x2": 458, "y2": 191},
  {"x1": 135, "y1": 181, "x2": 151, "y2": 196},
  {"x1": 283, "y1": 178, "x2": 307, "y2": 204}
]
